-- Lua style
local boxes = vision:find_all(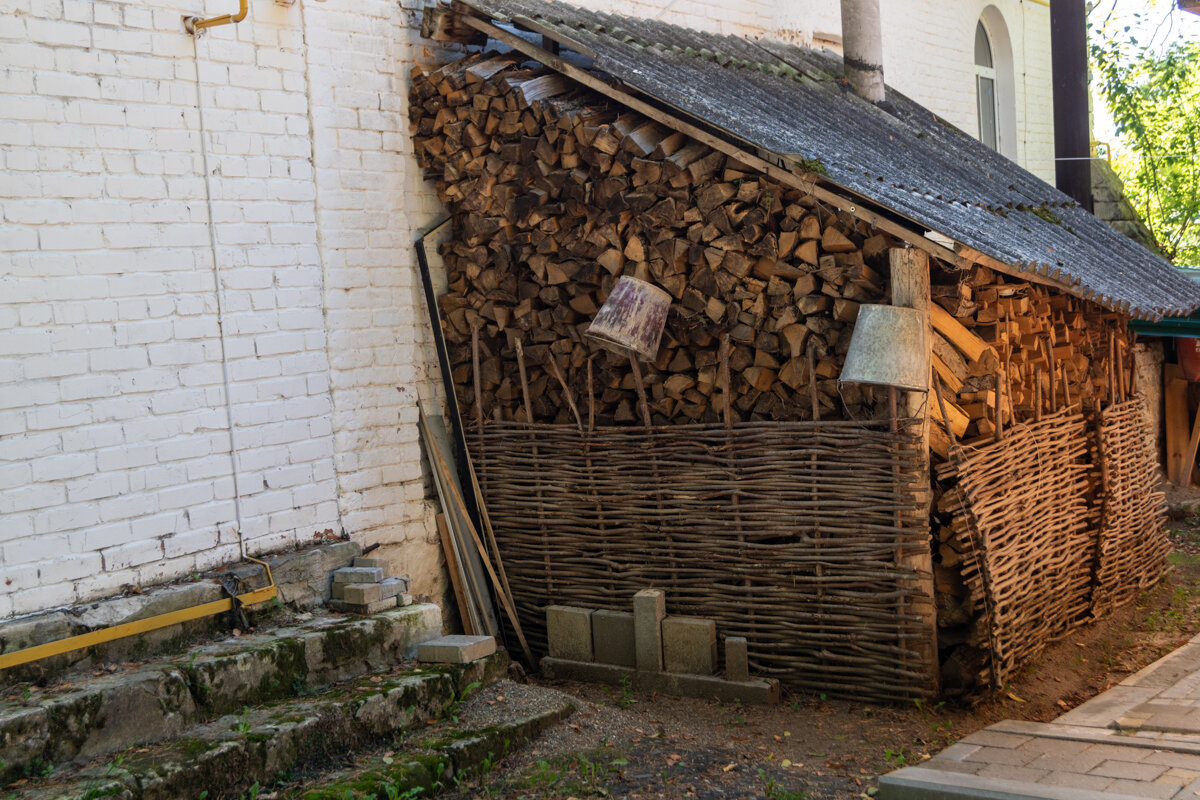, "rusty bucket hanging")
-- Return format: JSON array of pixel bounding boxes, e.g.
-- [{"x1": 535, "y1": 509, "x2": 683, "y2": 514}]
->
[
  {"x1": 839, "y1": 304, "x2": 928, "y2": 392},
  {"x1": 586, "y1": 276, "x2": 672, "y2": 362}
]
